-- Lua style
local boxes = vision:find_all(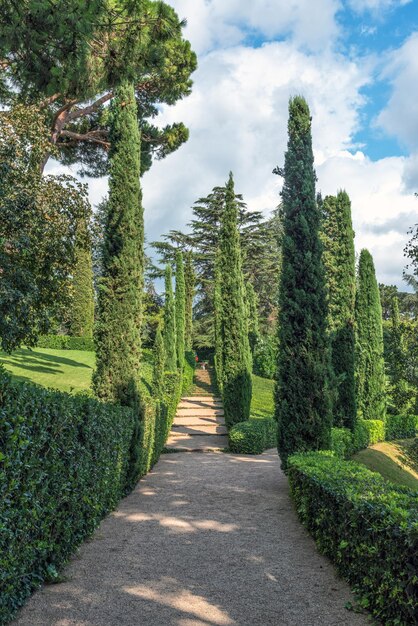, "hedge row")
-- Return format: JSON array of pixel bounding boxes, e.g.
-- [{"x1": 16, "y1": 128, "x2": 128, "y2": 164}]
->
[
  {"x1": 229, "y1": 418, "x2": 276, "y2": 454},
  {"x1": 331, "y1": 419, "x2": 385, "y2": 459},
  {"x1": 385, "y1": 414, "x2": 418, "y2": 440},
  {"x1": 288, "y1": 452, "x2": 418, "y2": 625},
  {"x1": 0, "y1": 365, "x2": 182, "y2": 624},
  {"x1": 36, "y1": 335, "x2": 95, "y2": 351}
]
